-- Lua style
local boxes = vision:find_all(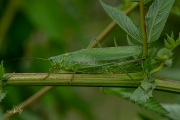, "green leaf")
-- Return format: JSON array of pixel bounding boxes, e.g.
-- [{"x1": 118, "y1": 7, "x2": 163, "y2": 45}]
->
[
  {"x1": 156, "y1": 48, "x2": 173, "y2": 60},
  {"x1": 0, "y1": 90, "x2": 7, "y2": 102},
  {"x1": 0, "y1": 61, "x2": 13, "y2": 103},
  {"x1": 162, "y1": 103, "x2": 180, "y2": 120},
  {"x1": 164, "y1": 32, "x2": 180, "y2": 50},
  {"x1": 102, "y1": 87, "x2": 169, "y2": 114},
  {"x1": 146, "y1": 0, "x2": 175, "y2": 42},
  {"x1": 130, "y1": 80, "x2": 156, "y2": 103},
  {"x1": 164, "y1": 59, "x2": 172, "y2": 68},
  {"x1": 142, "y1": 58, "x2": 152, "y2": 71},
  {"x1": 100, "y1": 0, "x2": 142, "y2": 43},
  {"x1": 0, "y1": 61, "x2": 13, "y2": 87},
  {"x1": 0, "y1": 73, "x2": 13, "y2": 86}
]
